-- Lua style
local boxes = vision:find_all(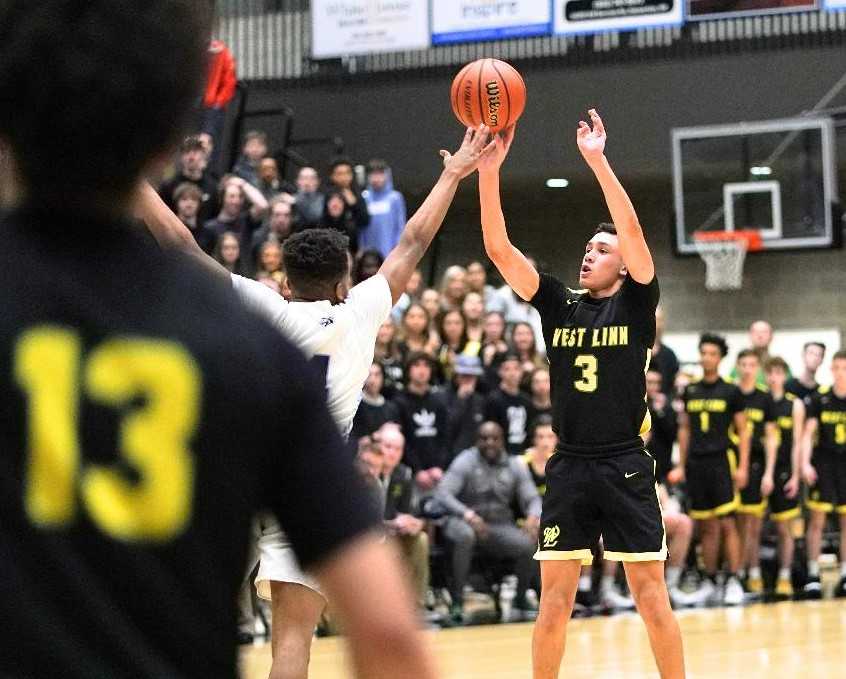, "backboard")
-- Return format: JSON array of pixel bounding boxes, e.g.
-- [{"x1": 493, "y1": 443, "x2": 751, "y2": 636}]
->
[{"x1": 672, "y1": 117, "x2": 839, "y2": 254}]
